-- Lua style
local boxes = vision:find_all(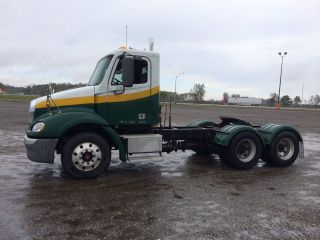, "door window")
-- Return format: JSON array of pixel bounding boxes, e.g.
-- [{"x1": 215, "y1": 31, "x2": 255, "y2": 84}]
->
[{"x1": 111, "y1": 58, "x2": 148, "y2": 86}]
